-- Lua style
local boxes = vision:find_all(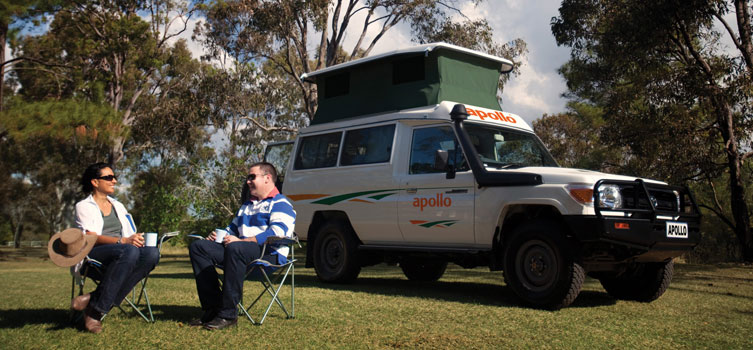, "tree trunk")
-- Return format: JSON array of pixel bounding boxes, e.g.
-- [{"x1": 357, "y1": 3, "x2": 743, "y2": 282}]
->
[
  {"x1": 1, "y1": 20, "x2": 7, "y2": 112},
  {"x1": 13, "y1": 222, "x2": 23, "y2": 249},
  {"x1": 715, "y1": 96, "x2": 752, "y2": 261}
]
